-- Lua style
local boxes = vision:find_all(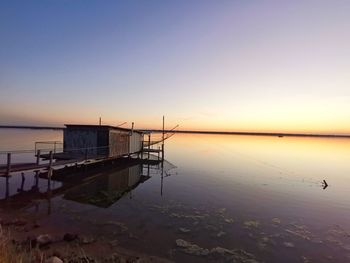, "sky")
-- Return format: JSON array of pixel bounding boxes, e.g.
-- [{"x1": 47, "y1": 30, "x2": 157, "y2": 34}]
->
[{"x1": 0, "y1": 0, "x2": 349, "y2": 134}]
